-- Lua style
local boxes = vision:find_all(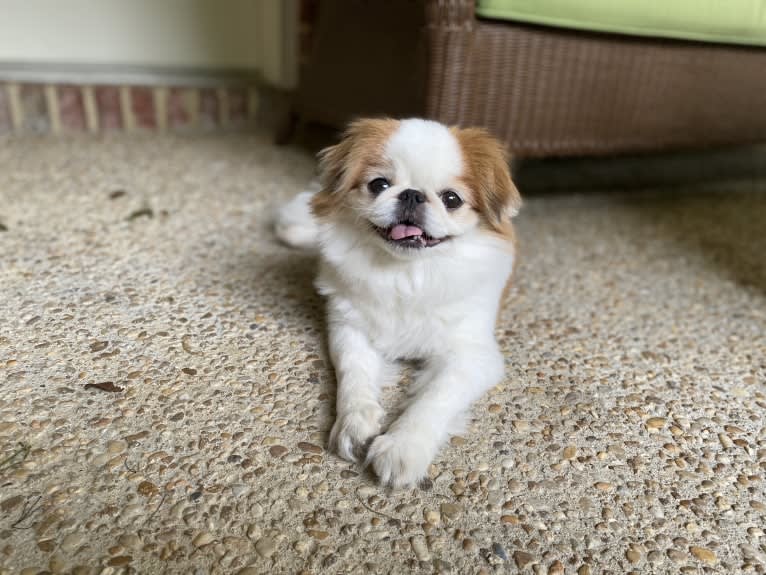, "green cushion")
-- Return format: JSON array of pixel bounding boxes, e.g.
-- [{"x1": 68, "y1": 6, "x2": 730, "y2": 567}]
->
[{"x1": 475, "y1": 0, "x2": 766, "y2": 47}]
